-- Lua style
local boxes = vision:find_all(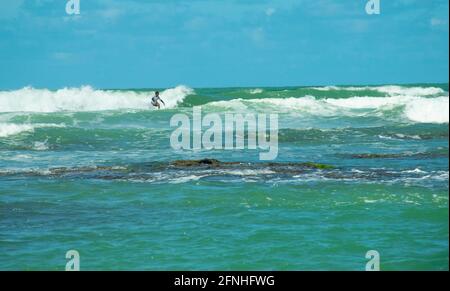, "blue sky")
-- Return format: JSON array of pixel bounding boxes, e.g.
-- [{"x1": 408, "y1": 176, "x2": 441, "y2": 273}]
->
[{"x1": 0, "y1": 0, "x2": 448, "y2": 89}]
